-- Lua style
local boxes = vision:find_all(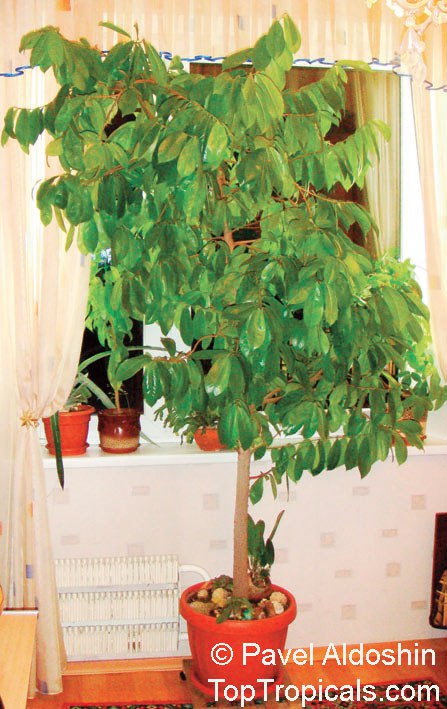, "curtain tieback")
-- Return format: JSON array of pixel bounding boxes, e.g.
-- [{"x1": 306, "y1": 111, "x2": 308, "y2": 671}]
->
[{"x1": 20, "y1": 411, "x2": 39, "y2": 428}]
